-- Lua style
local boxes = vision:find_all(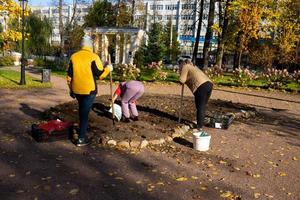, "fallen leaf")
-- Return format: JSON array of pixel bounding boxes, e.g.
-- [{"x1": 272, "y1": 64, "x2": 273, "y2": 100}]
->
[
  {"x1": 191, "y1": 176, "x2": 198, "y2": 180},
  {"x1": 207, "y1": 163, "x2": 214, "y2": 168},
  {"x1": 254, "y1": 193, "x2": 261, "y2": 198},
  {"x1": 69, "y1": 188, "x2": 79, "y2": 195},
  {"x1": 234, "y1": 167, "x2": 240, "y2": 171},
  {"x1": 264, "y1": 193, "x2": 274, "y2": 198},
  {"x1": 278, "y1": 172, "x2": 287, "y2": 177},
  {"x1": 292, "y1": 157, "x2": 297, "y2": 161},
  {"x1": 253, "y1": 174, "x2": 261, "y2": 178},
  {"x1": 176, "y1": 177, "x2": 188, "y2": 182},
  {"x1": 250, "y1": 186, "x2": 256, "y2": 190},
  {"x1": 220, "y1": 191, "x2": 232, "y2": 198},
  {"x1": 200, "y1": 186, "x2": 207, "y2": 191},
  {"x1": 219, "y1": 160, "x2": 227, "y2": 164},
  {"x1": 136, "y1": 180, "x2": 142, "y2": 184},
  {"x1": 156, "y1": 182, "x2": 164, "y2": 185}
]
